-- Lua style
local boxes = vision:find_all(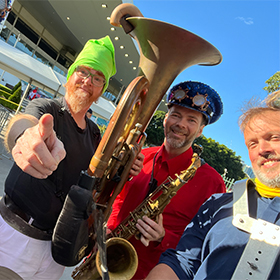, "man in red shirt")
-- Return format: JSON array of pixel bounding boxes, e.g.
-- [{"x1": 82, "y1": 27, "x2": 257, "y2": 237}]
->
[{"x1": 107, "y1": 81, "x2": 226, "y2": 279}]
